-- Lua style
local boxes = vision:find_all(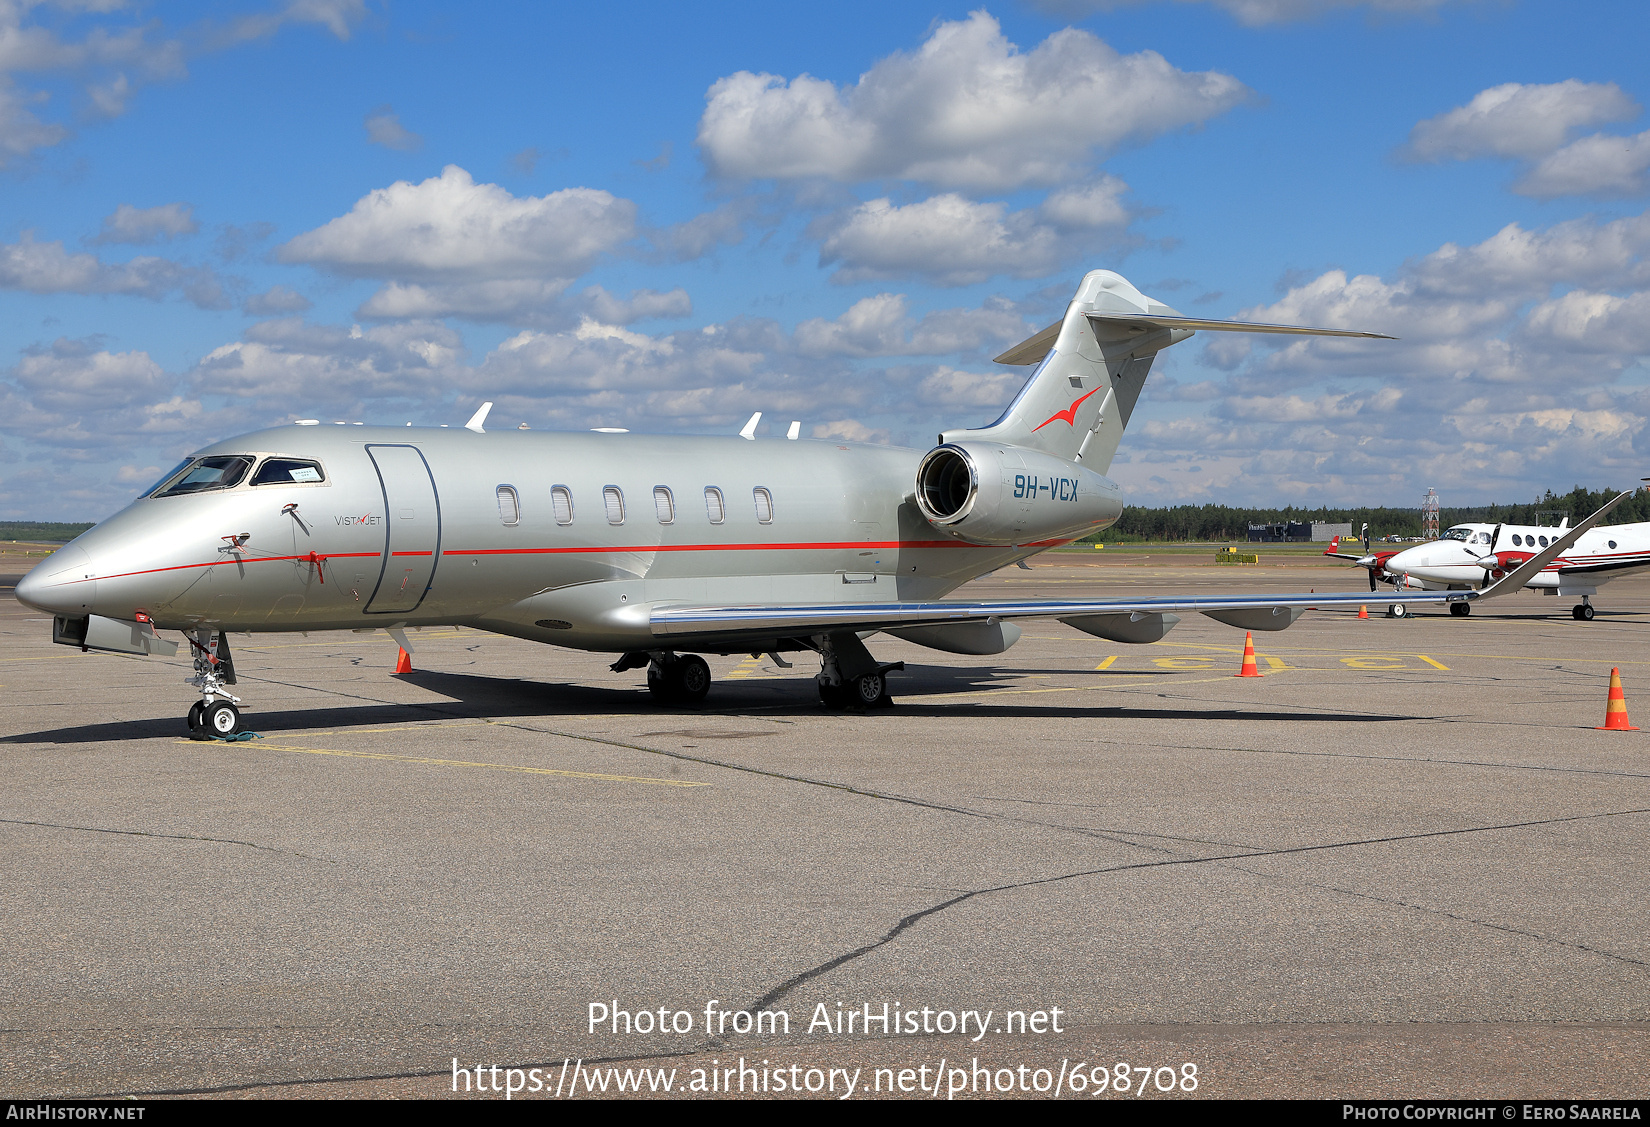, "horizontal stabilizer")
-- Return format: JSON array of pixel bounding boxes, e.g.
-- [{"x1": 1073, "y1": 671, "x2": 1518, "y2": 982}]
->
[{"x1": 993, "y1": 313, "x2": 1393, "y2": 366}]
